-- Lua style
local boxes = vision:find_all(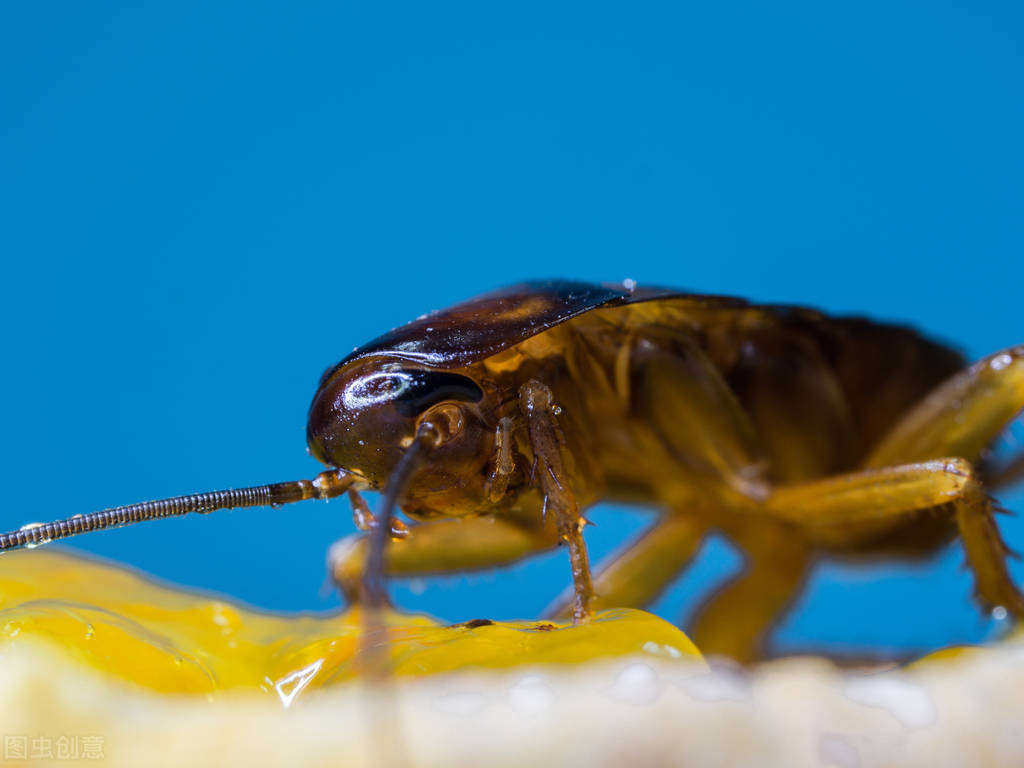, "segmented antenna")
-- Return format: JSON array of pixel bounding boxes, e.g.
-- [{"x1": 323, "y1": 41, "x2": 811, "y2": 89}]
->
[
  {"x1": 357, "y1": 426, "x2": 435, "y2": 678},
  {"x1": 361, "y1": 432, "x2": 433, "y2": 608},
  {"x1": 0, "y1": 469, "x2": 355, "y2": 552}
]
